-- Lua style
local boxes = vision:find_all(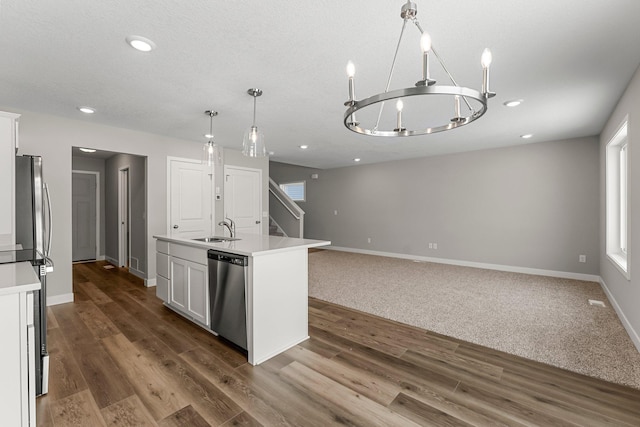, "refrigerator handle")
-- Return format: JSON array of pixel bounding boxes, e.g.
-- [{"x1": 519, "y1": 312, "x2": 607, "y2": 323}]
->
[{"x1": 44, "y1": 183, "x2": 54, "y2": 272}]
